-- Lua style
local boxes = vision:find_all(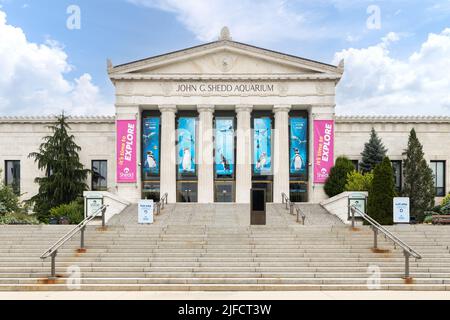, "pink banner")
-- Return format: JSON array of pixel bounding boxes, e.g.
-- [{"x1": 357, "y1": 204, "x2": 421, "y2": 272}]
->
[
  {"x1": 116, "y1": 120, "x2": 137, "y2": 183},
  {"x1": 314, "y1": 120, "x2": 335, "y2": 184}
]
